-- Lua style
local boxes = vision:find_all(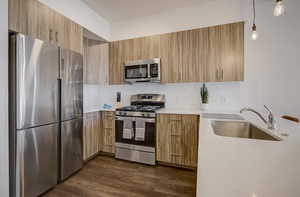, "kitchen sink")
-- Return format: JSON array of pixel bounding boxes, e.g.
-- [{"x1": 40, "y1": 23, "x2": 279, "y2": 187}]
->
[
  {"x1": 211, "y1": 121, "x2": 281, "y2": 141},
  {"x1": 202, "y1": 113, "x2": 244, "y2": 120}
]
